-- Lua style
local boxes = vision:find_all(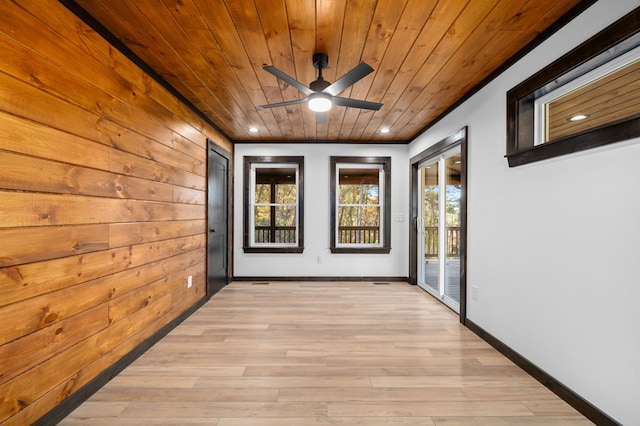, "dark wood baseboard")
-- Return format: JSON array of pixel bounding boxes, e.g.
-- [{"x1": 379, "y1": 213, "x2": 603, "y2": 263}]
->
[
  {"x1": 35, "y1": 297, "x2": 207, "y2": 426},
  {"x1": 232, "y1": 276, "x2": 409, "y2": 283},
  {"x1": 465, "y1": 319, "x2": 620, "y2": 426}
]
